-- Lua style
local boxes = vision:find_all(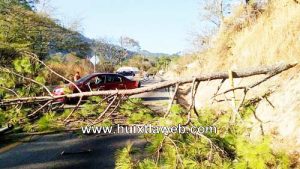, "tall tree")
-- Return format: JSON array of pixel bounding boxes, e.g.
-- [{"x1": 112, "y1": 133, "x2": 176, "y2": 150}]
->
[
  {"x1": 119, "y1": 36, "x2": 141, "y2": 52},
  {"x1": 200, "y1": 0, "x2": 225, "y2": 28},
  {"x1": 92, "y1": 39, "x2": 128, "y2": 65}
]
